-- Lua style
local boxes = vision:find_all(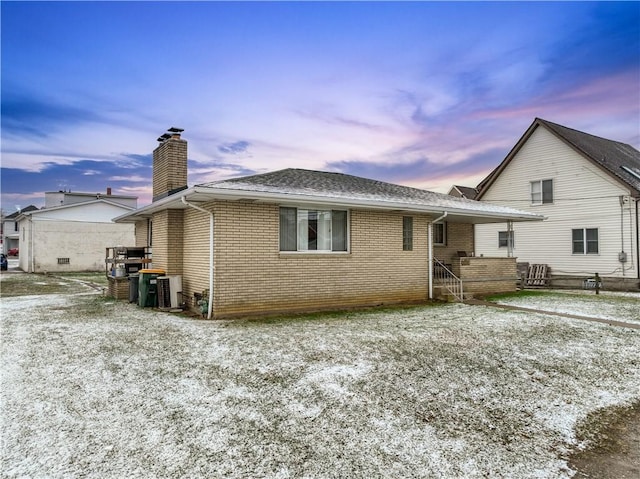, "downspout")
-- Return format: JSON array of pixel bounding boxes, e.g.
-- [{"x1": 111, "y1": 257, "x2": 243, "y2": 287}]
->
[
  {"x1": 428, "y1": 211, "x2": 448, "y2": 300},
  {"x1": 181, "y1": 197, "x2": 214, "y2": 319},
  {"x1": 507, "y1": 220, "x2": 514, "y2": 258},
  {"x1": 619, "y1": 196, "x2": 625, "y2": 277},
  {"x1": 28, "y1": 215, "x2": 34, "y2": 273},
  {"x1": 636, "y1": 198, "x2": 639, "y2": 280}
]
